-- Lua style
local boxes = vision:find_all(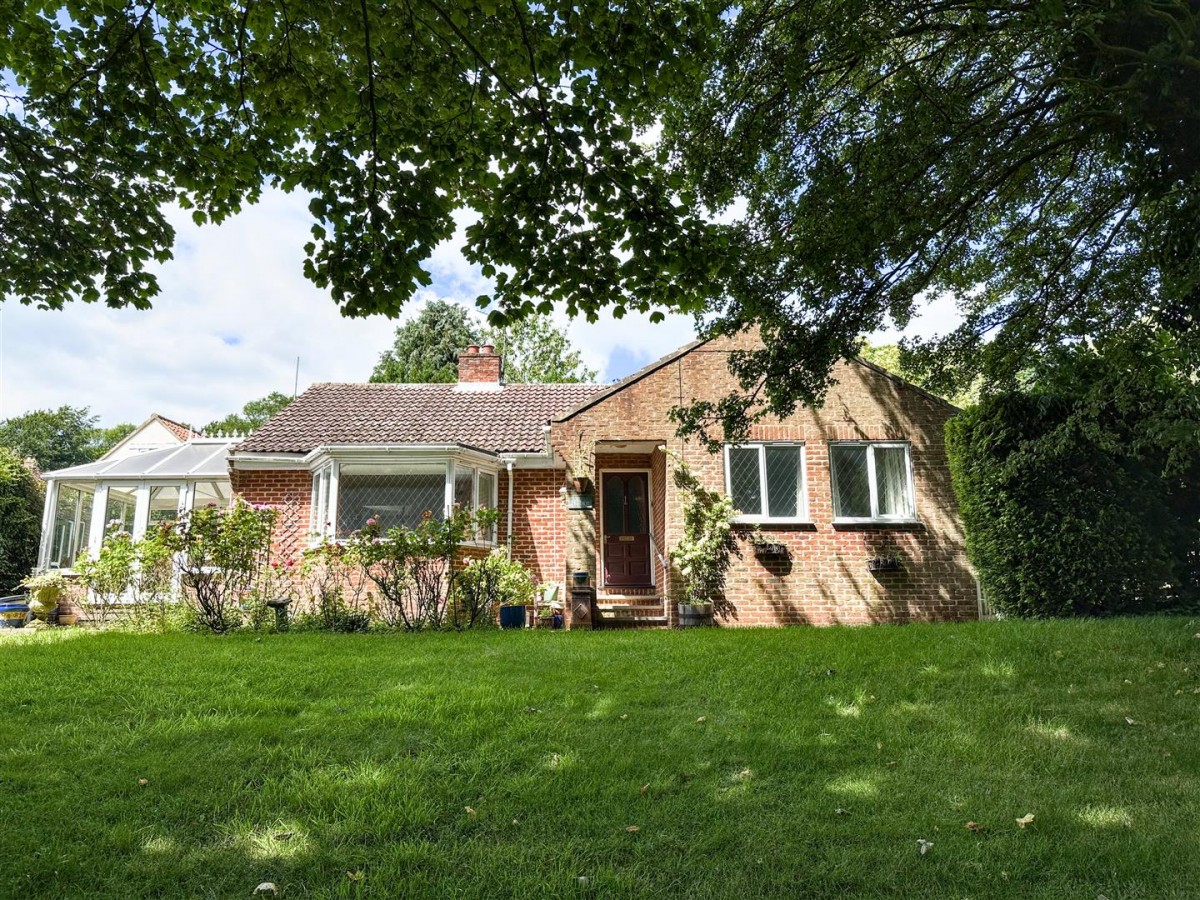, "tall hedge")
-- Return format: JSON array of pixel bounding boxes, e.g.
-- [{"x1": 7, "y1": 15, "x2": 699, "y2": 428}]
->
[
  {"x1": 0, "y1": 448, "x2": 44, "y2": 595},
  {"x1": 946, "y1": 392, "x2": 1200, "y2": 618}
]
